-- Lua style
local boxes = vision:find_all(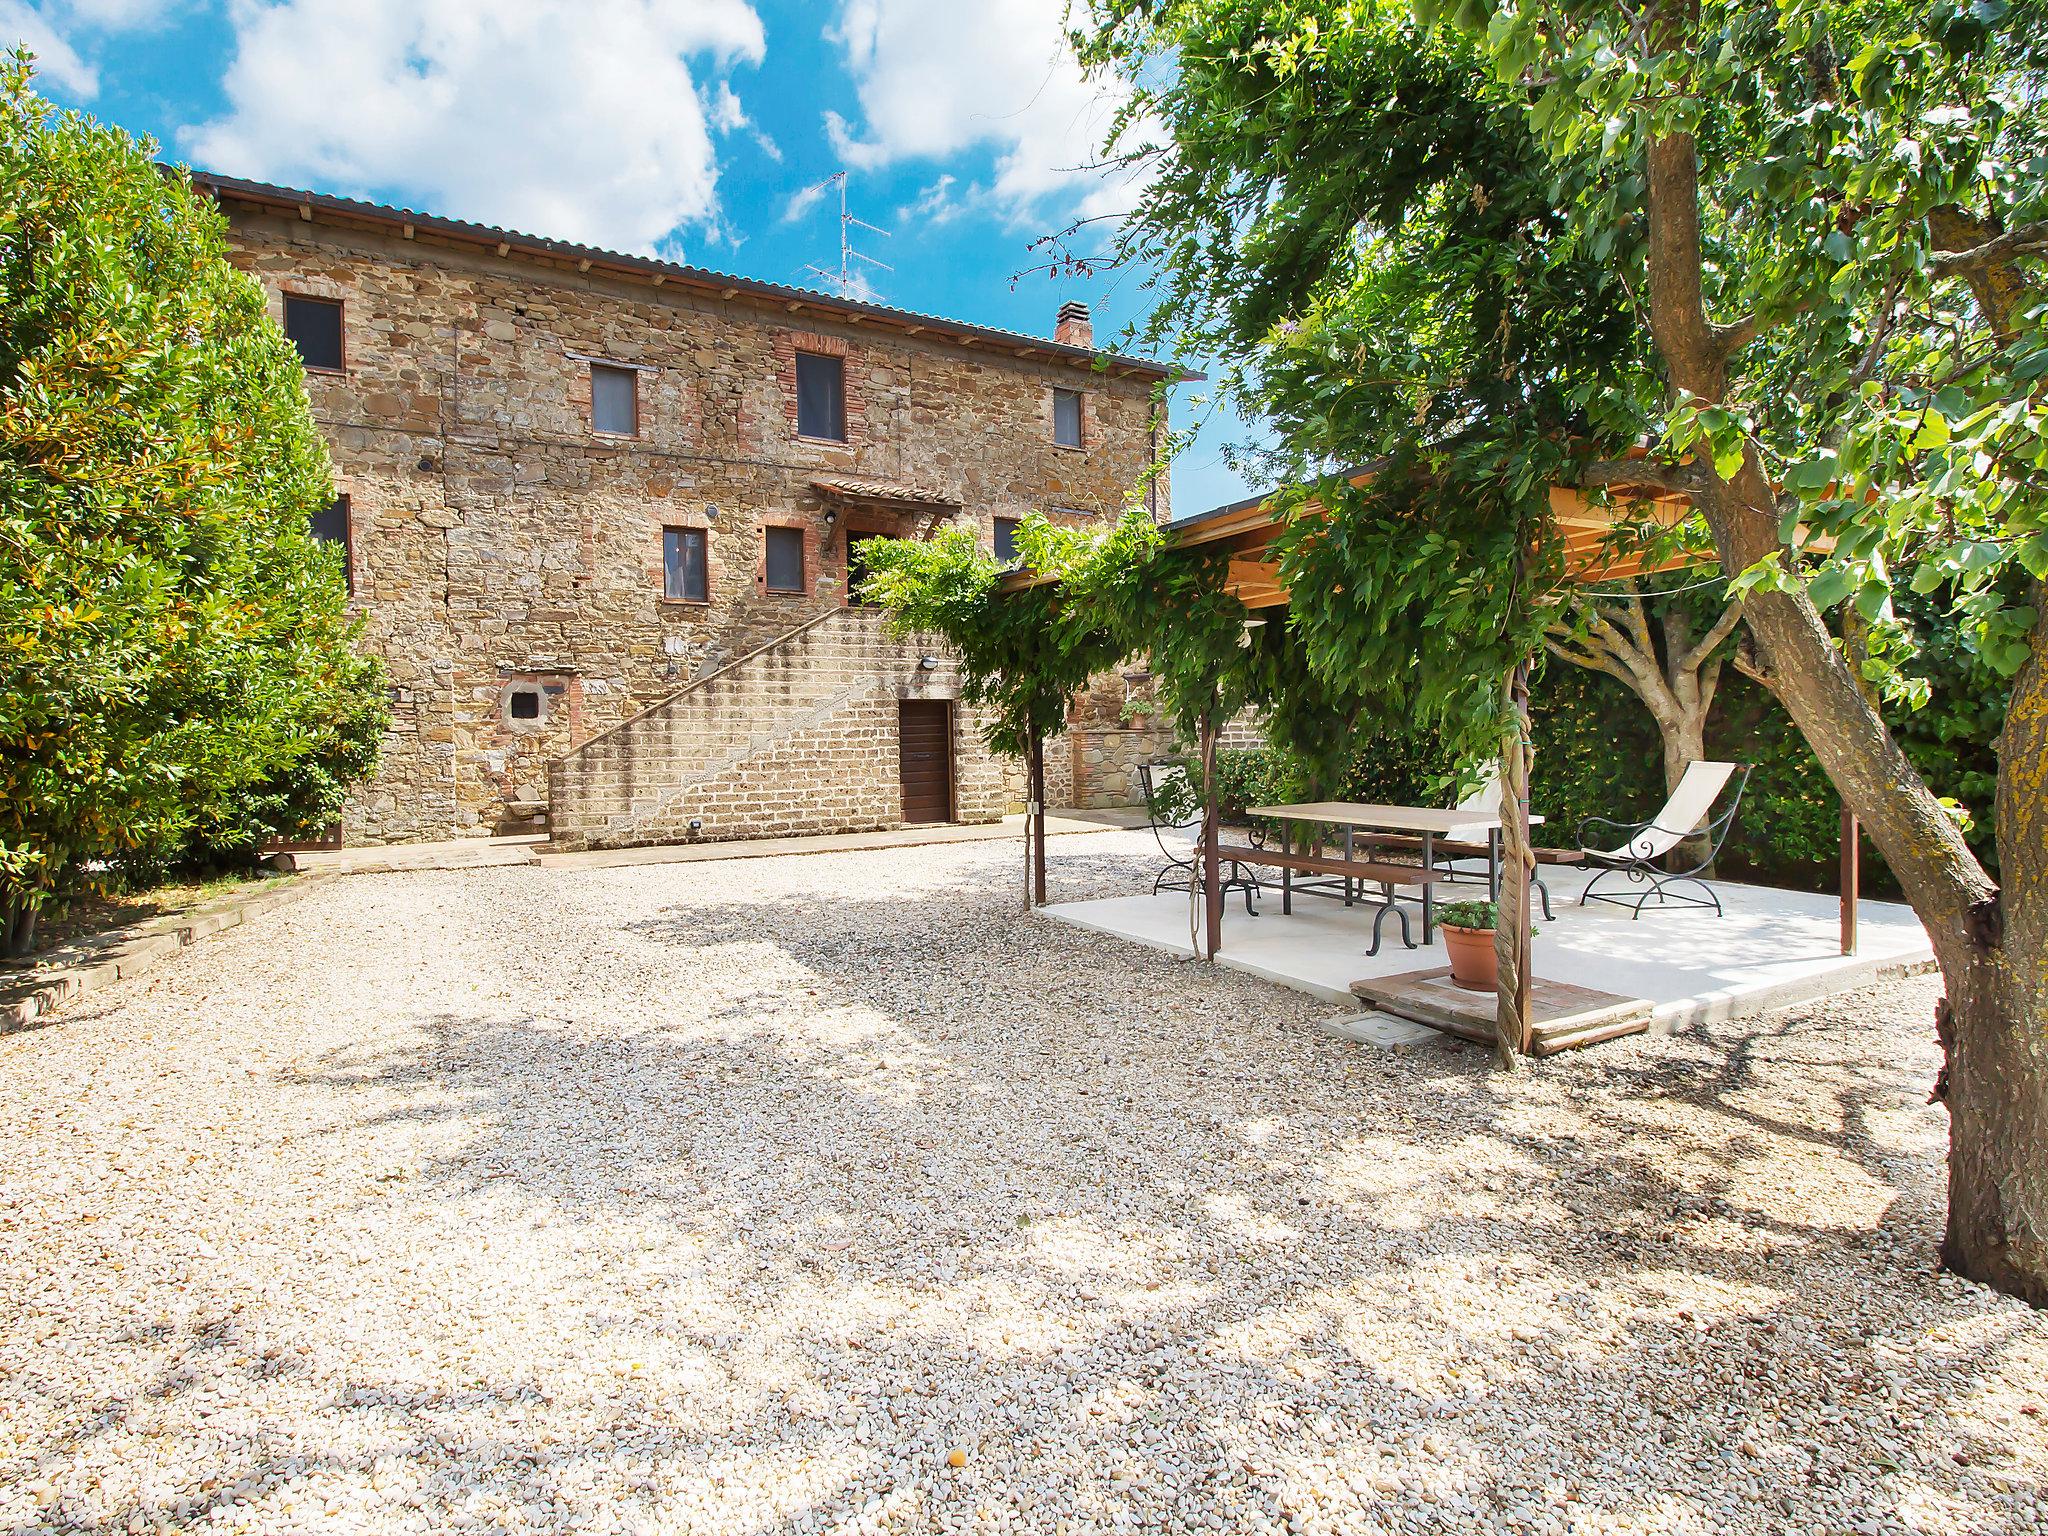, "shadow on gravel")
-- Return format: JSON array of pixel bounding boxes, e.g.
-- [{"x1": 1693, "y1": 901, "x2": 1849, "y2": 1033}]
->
[{"x1": 206, "y1": 867, "x2": 2046, "y2": 1535}]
